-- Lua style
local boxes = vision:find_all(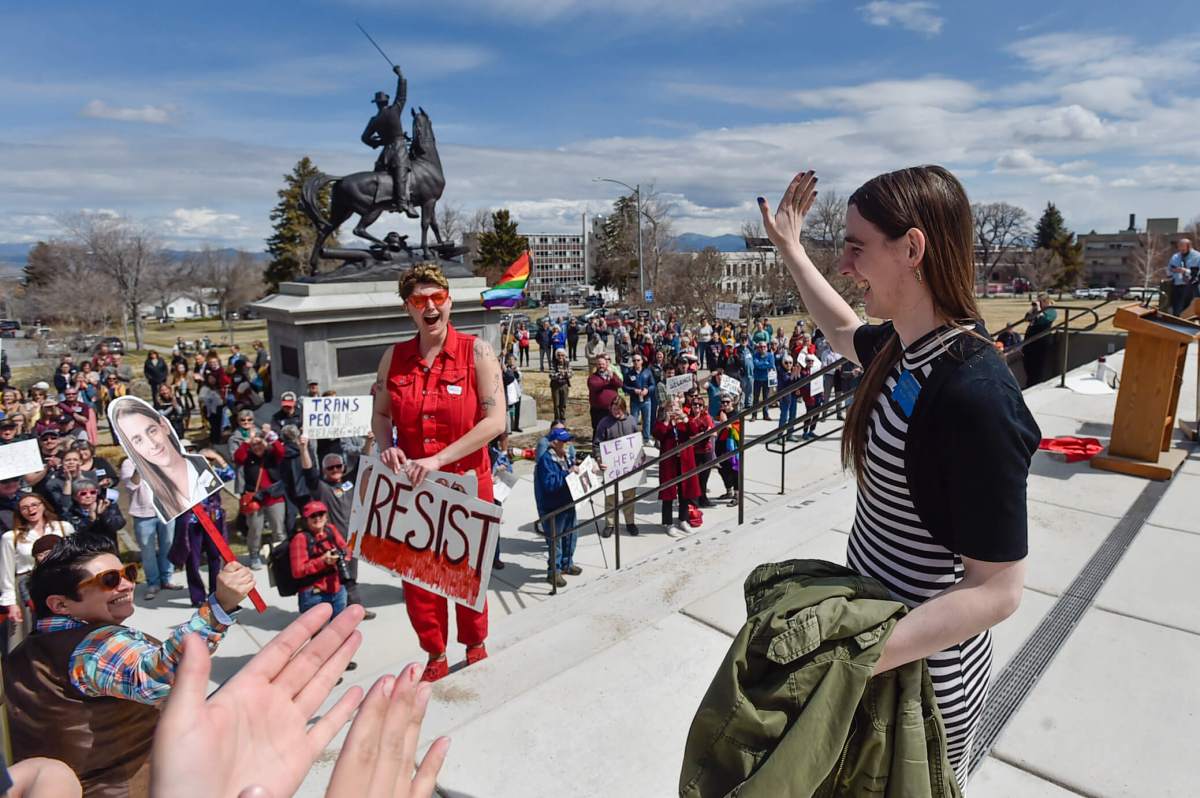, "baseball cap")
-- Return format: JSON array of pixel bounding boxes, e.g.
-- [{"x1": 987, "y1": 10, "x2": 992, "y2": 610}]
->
[
  {"x1": 547, "y1": 427, "x2": 574, "y2": 442},
  {"x1": 0, "y1": 418, "x2": 17, "y2": 429},
  {"x1": 37, "y1": 428, "x2": 60, "y2": 439},
  {"x1": 280, "y1": 391, "x2": 297, "y2": 406},
  {"x1": 32, "y1": 381, "x2": 50, "y2": 391},
  {"x1": 302, "y1": 500, "x2": 329, "y2": 518}
]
